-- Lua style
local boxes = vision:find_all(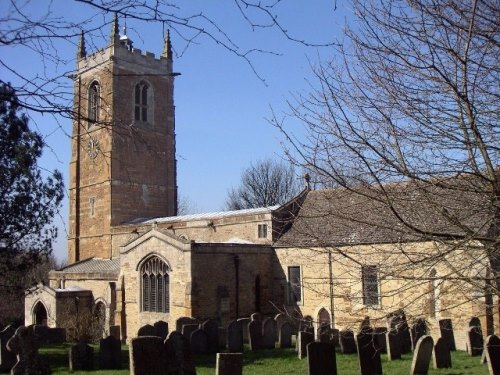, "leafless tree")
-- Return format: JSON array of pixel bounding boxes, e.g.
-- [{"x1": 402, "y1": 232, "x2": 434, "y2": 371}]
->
[
  {"x1": 272, "y1": 0, "x2": 499, "y2": 331},
  {"x1": 226, "y1": 158, "x2": 302, "y2": 210}
]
